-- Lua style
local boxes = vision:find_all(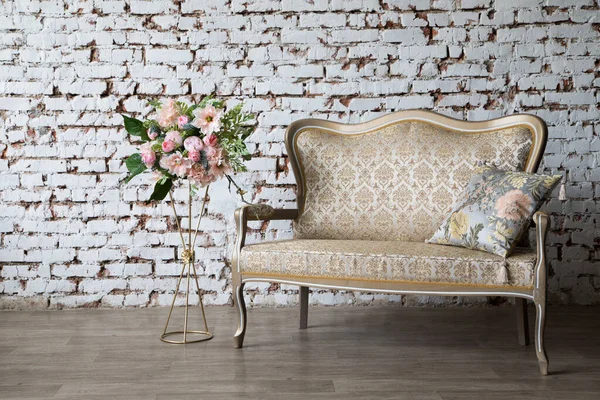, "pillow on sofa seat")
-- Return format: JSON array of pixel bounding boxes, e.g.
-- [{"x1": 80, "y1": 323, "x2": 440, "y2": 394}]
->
[
  {"x1": 427, "y1": 164, "x2": 560, "y2": 257},
  {"x1": 240, "y1": 239, "x2": 537, "y2": 288}
]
